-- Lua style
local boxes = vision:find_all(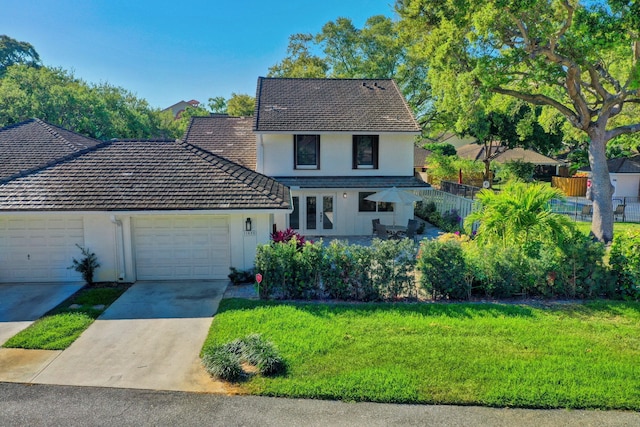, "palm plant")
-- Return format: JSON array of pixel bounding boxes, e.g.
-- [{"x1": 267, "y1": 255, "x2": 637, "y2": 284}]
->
[{"x1": 464, "y1": 182, "x2": 574, "y2": 248}]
